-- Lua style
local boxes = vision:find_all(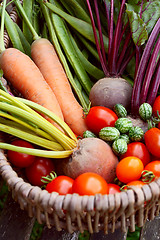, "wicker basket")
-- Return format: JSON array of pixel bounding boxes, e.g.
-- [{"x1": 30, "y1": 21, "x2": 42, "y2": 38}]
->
[{"x1": 1, "y1": 2, "x2": 160, "y2": 235}]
